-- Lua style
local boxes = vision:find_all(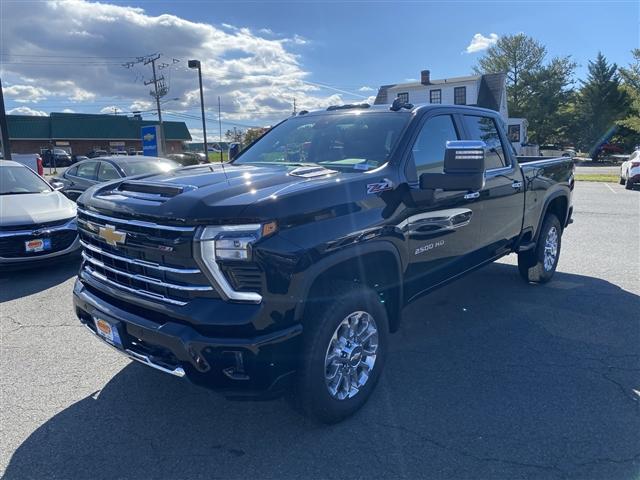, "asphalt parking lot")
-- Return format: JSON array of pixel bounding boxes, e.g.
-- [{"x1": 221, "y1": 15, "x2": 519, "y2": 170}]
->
[{"x1": 1, "y1": 181, "x2": 638, "y2": 480}]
